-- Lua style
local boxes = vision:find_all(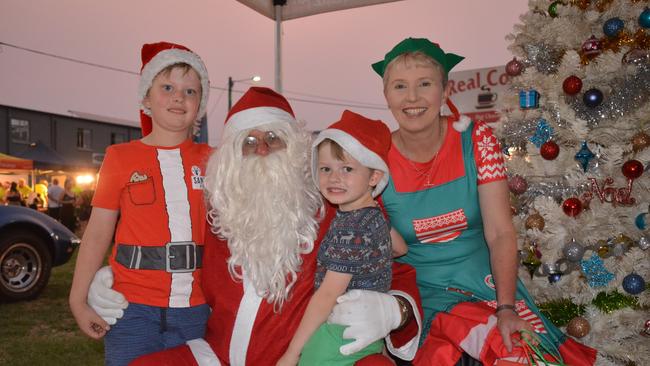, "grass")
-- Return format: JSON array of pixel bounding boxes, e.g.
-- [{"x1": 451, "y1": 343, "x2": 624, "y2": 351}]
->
[{"x1": 0, "y1": 222, "x2": 104, "y2": 365}]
